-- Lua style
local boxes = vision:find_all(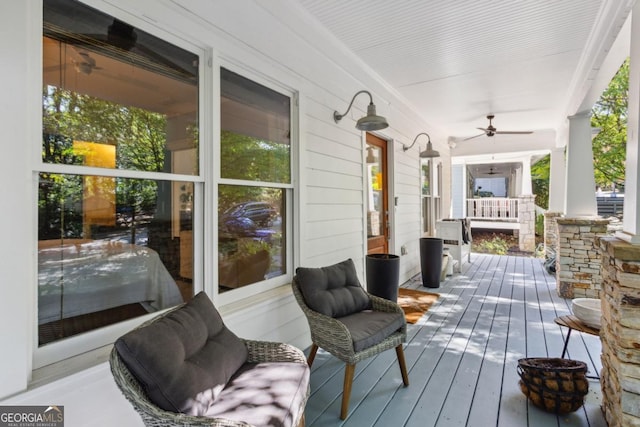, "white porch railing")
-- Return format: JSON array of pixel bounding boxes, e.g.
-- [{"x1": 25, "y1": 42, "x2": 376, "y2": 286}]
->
[{"x1": 467, "y1": 197, "x2": 519, "y2": 221}]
